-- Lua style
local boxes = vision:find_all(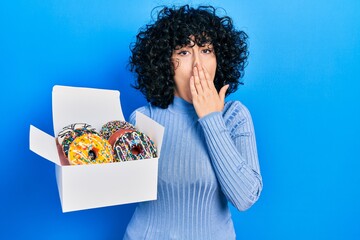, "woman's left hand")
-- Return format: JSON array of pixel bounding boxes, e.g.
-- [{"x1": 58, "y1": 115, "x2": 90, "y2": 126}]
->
[{"x1": 190, "y1": 64, "x2": 229, "y2": 118}]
